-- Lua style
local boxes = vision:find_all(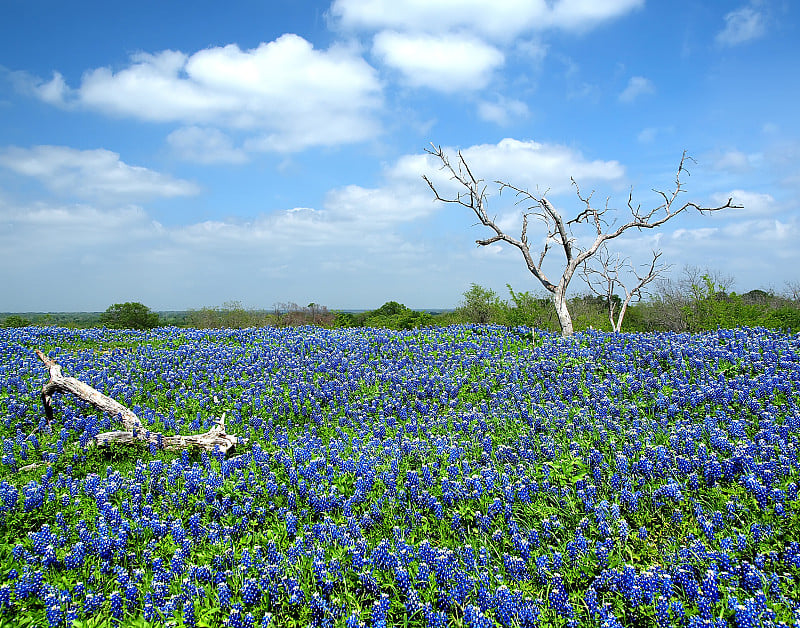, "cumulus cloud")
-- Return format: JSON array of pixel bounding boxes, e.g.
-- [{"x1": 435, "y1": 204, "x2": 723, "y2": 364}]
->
[
  {"x1": 716, "y1": 4, "x2": 766, "y2": 46},
  {"x1": 428, "y1": 138, "x2": 625, "y2": 194},
  {"x1": 619, "y1": 76, "x2": 654, "y2": 103},
  {"x1": 331, "y1": 0, "x2": 644, "y2": 40},
  {"x1": 166, "y1": 127, "x2": 248, "y2": 164},
  {"x1": 227, "y1": 139, "x2": 624, "y2": 242},
  {"x1": 2, "y1": 138, "x2": 623, "y2": 259},
  {"x1": 709, "y1": 149, "x2": 760, "y2": 173},
  {"x1": 324, "y1": 184, "x2": 434, "y2": 227},
  {"x1": 0, "y1": 201, "x2": 149, "y2": 234},
  {"x1": 2, "y1": 138, "x2": 797, "y2": 309},
  {"x1": 712, "y1": 189, "x2": 775, "y2": 216},
  {"x1": 372, "y1": 32, "x2": 503, "y2": 92},
  {"x1": 31, "y1": 35, "x2": 383, "y2": 152},
  {"x1": 0, "y1": 145, "x2": 199, "y2": 203},
  {"x1": 671, "y1": 227, "x2": 719, "y2": 241},
  {"x1": 332, "y1": 0, "x2": 643, "y2": 99},
  {"x1": 477, "y1": 96, "x2": 530, "y2": 125}
]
